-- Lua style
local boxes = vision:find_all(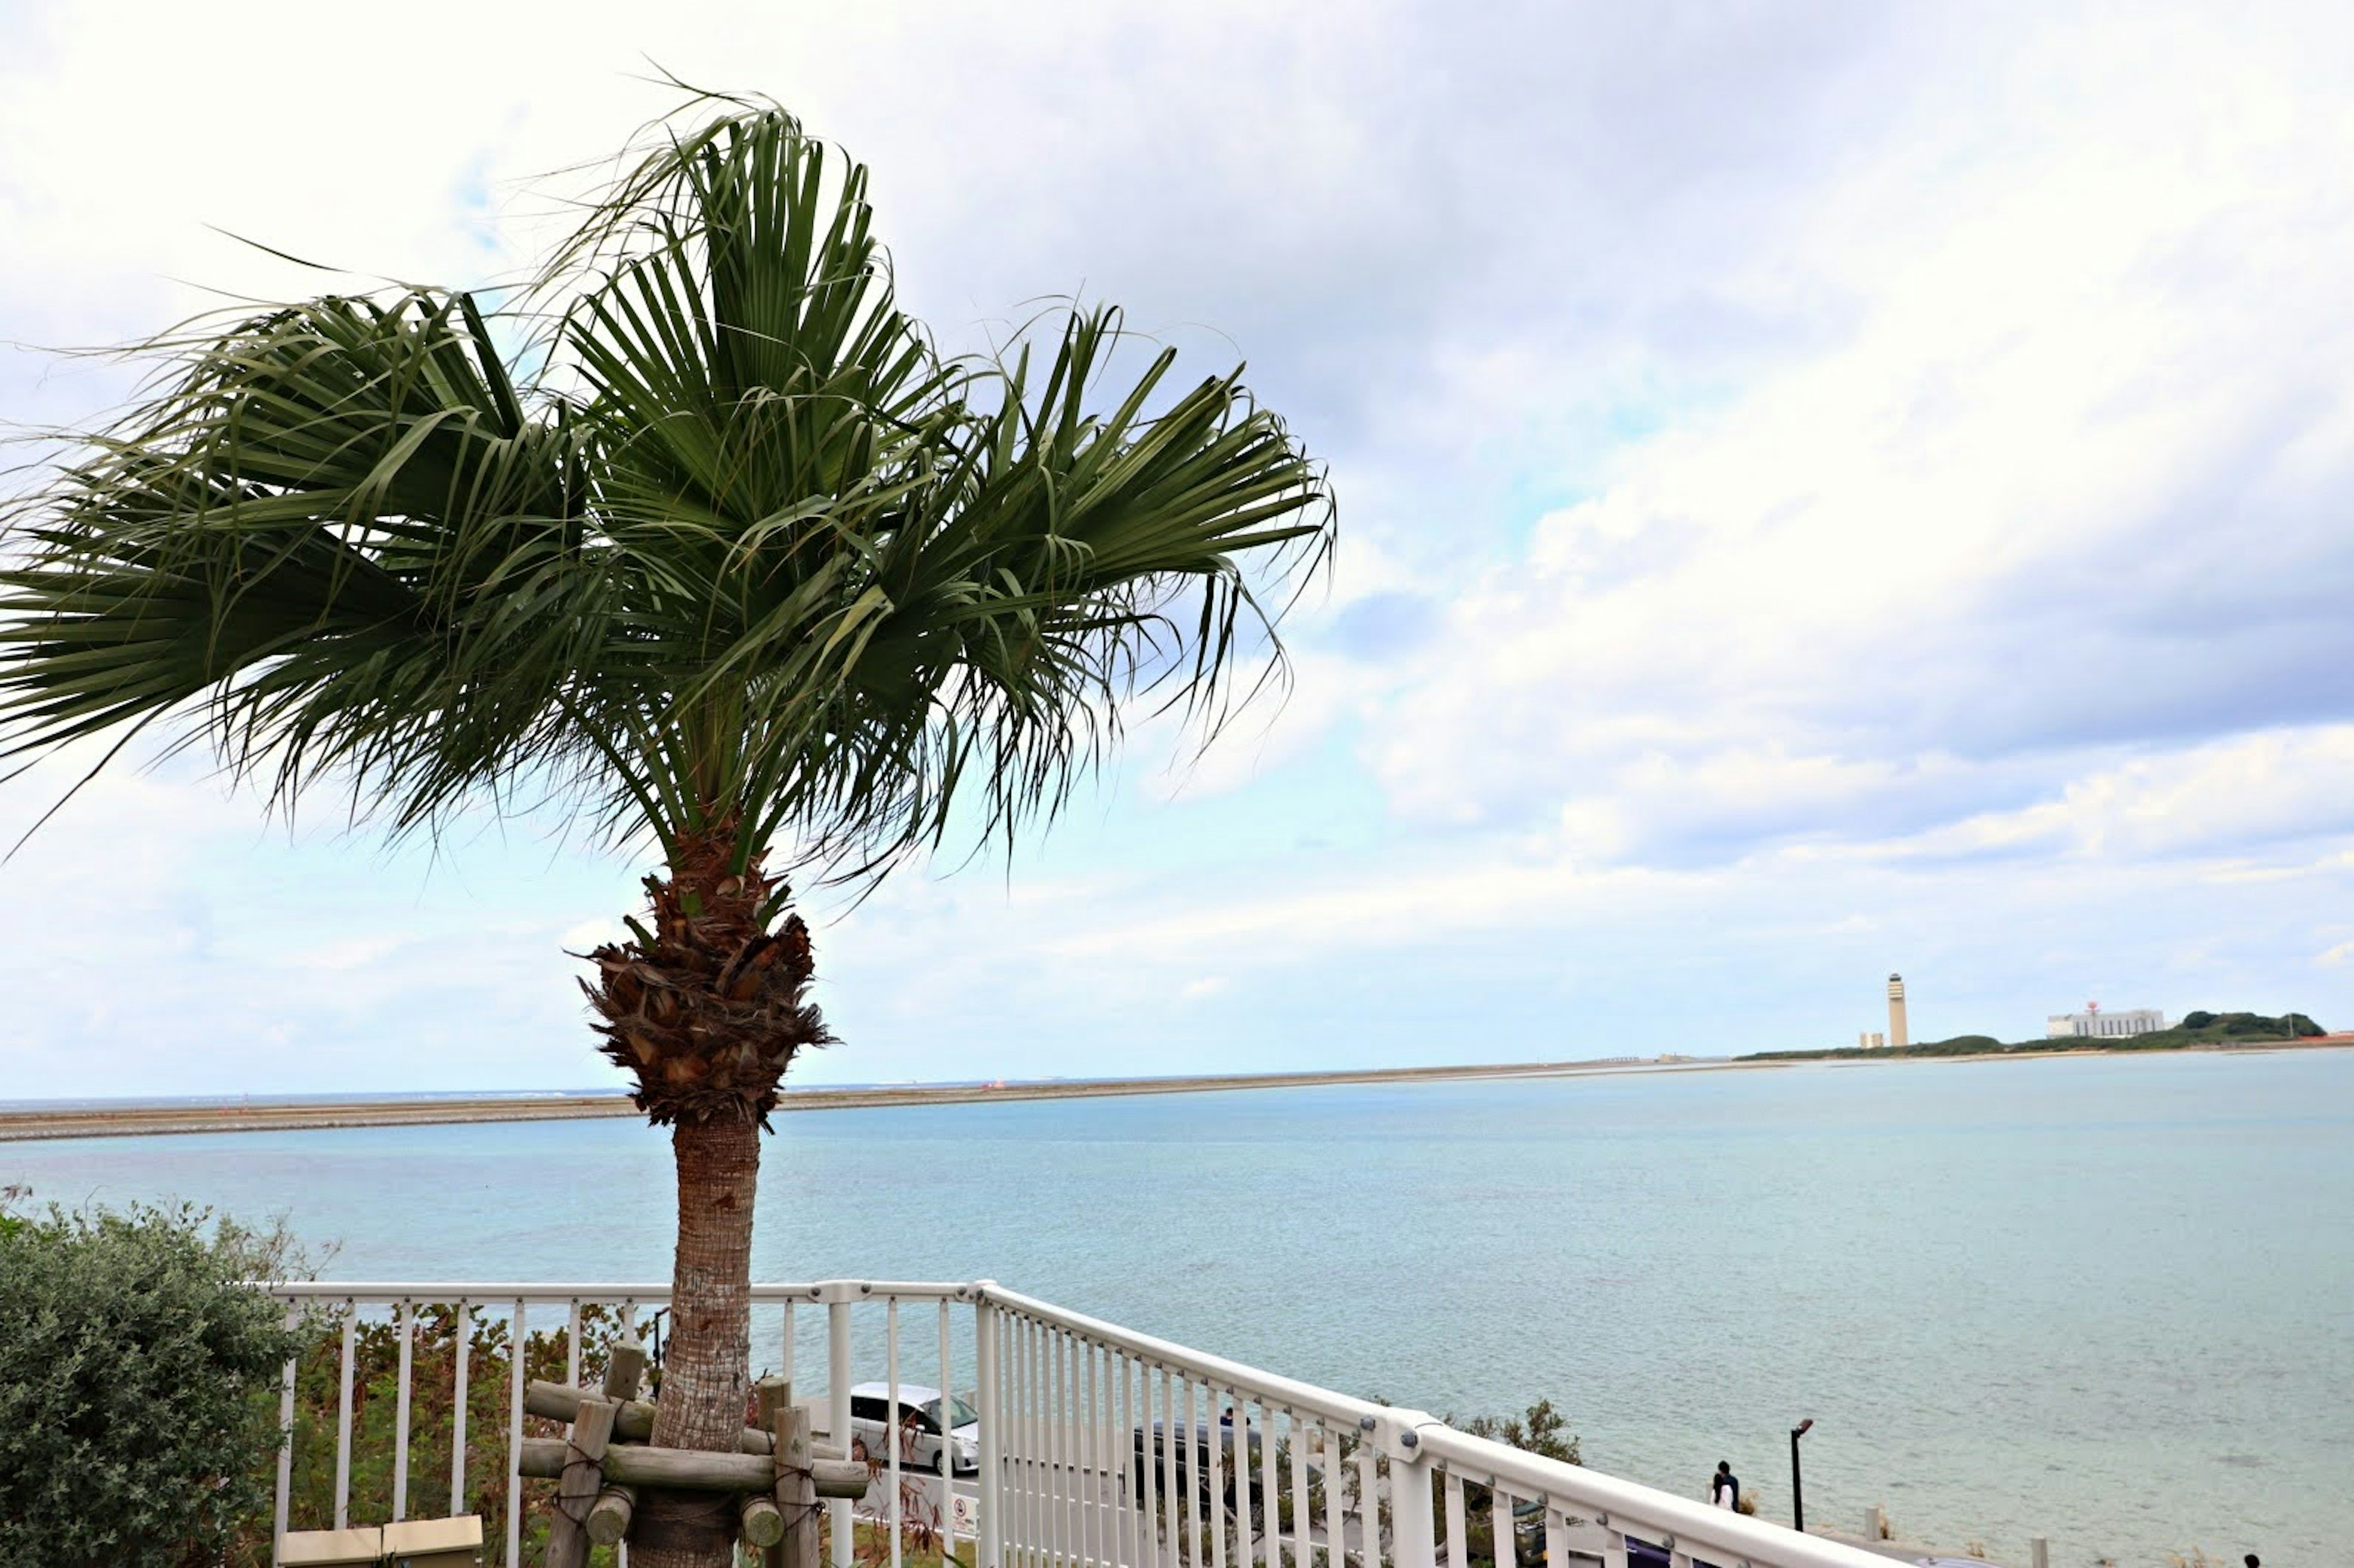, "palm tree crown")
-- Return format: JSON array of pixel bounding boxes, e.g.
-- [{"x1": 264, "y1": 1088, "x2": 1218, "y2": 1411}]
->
[{"x1": 6, "y1": 109, "x2": 1325, "y2": 868}]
